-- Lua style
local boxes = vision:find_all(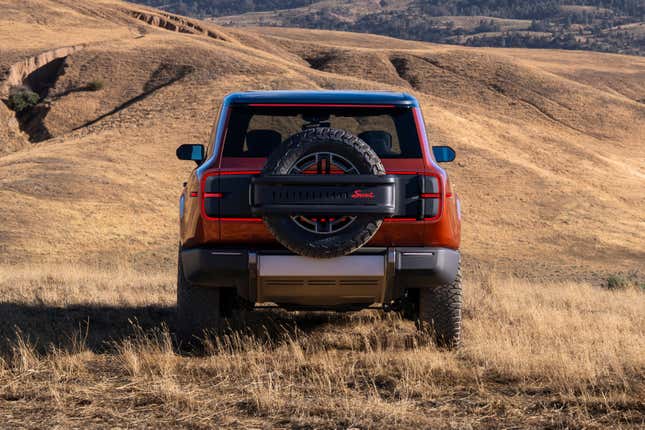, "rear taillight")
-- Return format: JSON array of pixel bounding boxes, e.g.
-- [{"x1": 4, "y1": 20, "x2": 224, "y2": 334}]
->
[
  {"x1": 420, "y1": 172, "x2": 443, "y2": 221},
  {"x1": 201, "y1": 170, "x2": 263, "y2": 222}
]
